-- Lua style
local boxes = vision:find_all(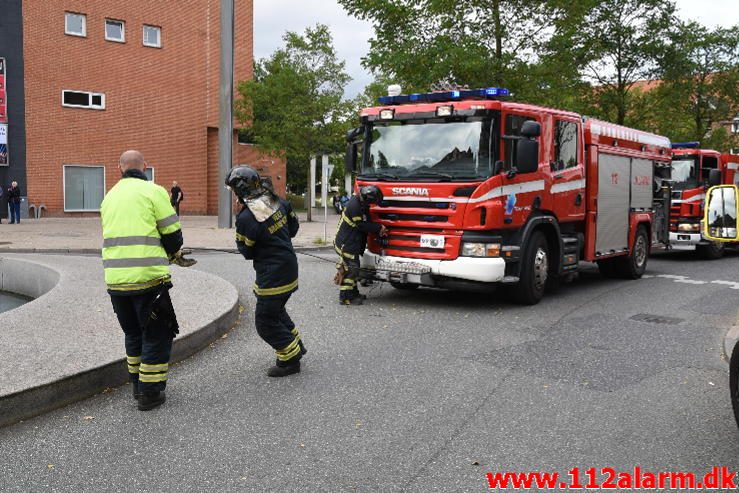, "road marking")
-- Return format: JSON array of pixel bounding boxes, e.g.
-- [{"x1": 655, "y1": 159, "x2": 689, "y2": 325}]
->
[
  {"x1": 711, "y1": 280, "x2": 739, "y2": 290},
  {"x1": 641, "y1": 274, "x2": 738, "y2": 289}
]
